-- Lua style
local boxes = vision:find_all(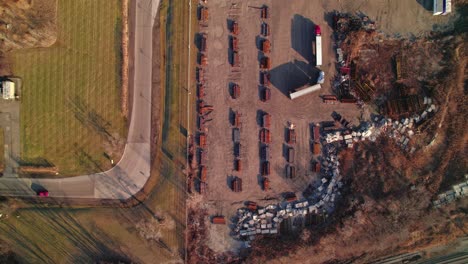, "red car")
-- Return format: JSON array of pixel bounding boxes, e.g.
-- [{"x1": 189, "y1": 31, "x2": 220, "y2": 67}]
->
[{"x1": 37, "y1": 190, "x2": 49, "y2": 197}]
